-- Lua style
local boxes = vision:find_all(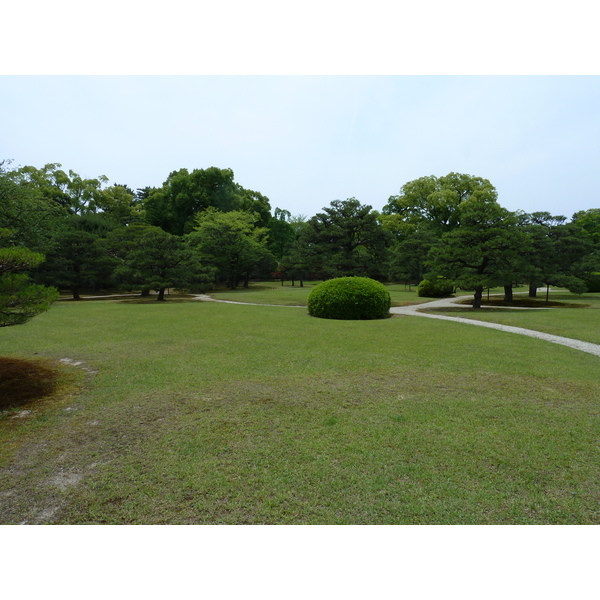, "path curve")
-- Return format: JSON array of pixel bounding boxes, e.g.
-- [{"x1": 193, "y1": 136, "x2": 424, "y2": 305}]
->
[
  {"x1": 389, "y1": 296, "x2": 600, "y2": 358},
  {"x1": 194, "y1": 293, "x2": 600, "y2": 358}
]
